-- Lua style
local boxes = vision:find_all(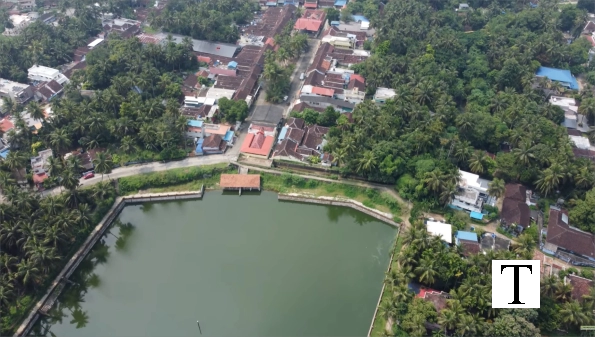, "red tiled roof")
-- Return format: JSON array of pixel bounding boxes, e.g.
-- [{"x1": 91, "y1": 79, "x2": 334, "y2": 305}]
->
[
  {"x1": 240, "y1": 132, "x2": 275, "y2": 156},
  {"x1": 220, "y1": 174, "x2": 261, "y2": 189},
  {"x1": 0, "y1": 119, "x2": 14, "y2": 133},
  {"x1": 567, "y1": 274, "x2": 594, "y2": 301},
  {"x1": 304, "y1": 2, "x2": 318, "y2": 8},
  {"x1": 265, "y1": 37, "x2": 275, "y2": 46},
  {"x1": 504, "y1": 184, "x2": 527, "y2": 202},
  {"x1": 311, "y1": 86, "x2": 334, "y2": 97},
  {"x1": 501, "y1": 198, "x2": 531, "y2": 228},
  {"x1": 197, "y1": 56, "x2": 212, "y2": 64},
  {"x1": 546, "y1": 208, "x2": 595, "y2": 259},
  {"x1": 33, "y1": 172, "x2": 48, "y2": 184},
  {"x1": 209, "y1": 67, "x2": 237, "y2": 76},
  {"x1": 294, "y1": 18, "x2": 323, "y2": 32}
]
